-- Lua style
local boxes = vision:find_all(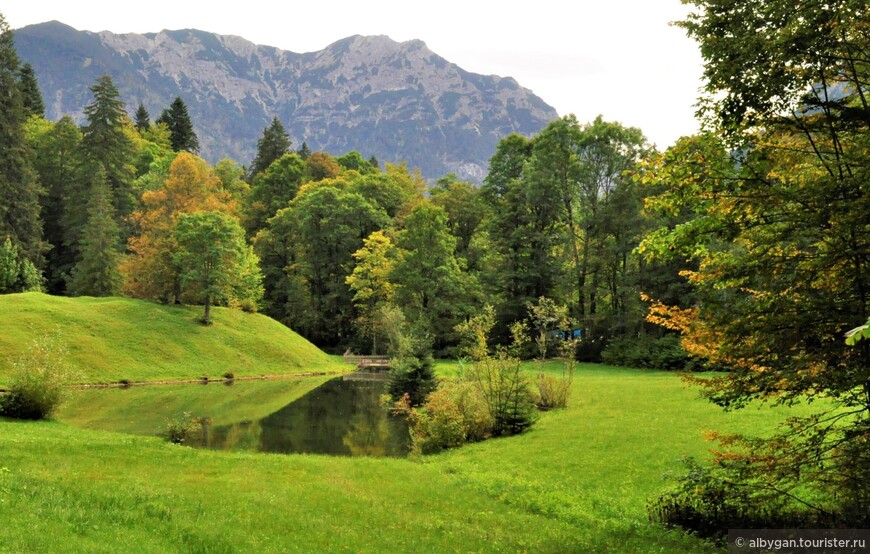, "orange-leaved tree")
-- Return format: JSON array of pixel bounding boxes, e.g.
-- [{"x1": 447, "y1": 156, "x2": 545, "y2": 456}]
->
[{"x1": 121, "y1": 152, "x2": 236, "y2": 304}]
